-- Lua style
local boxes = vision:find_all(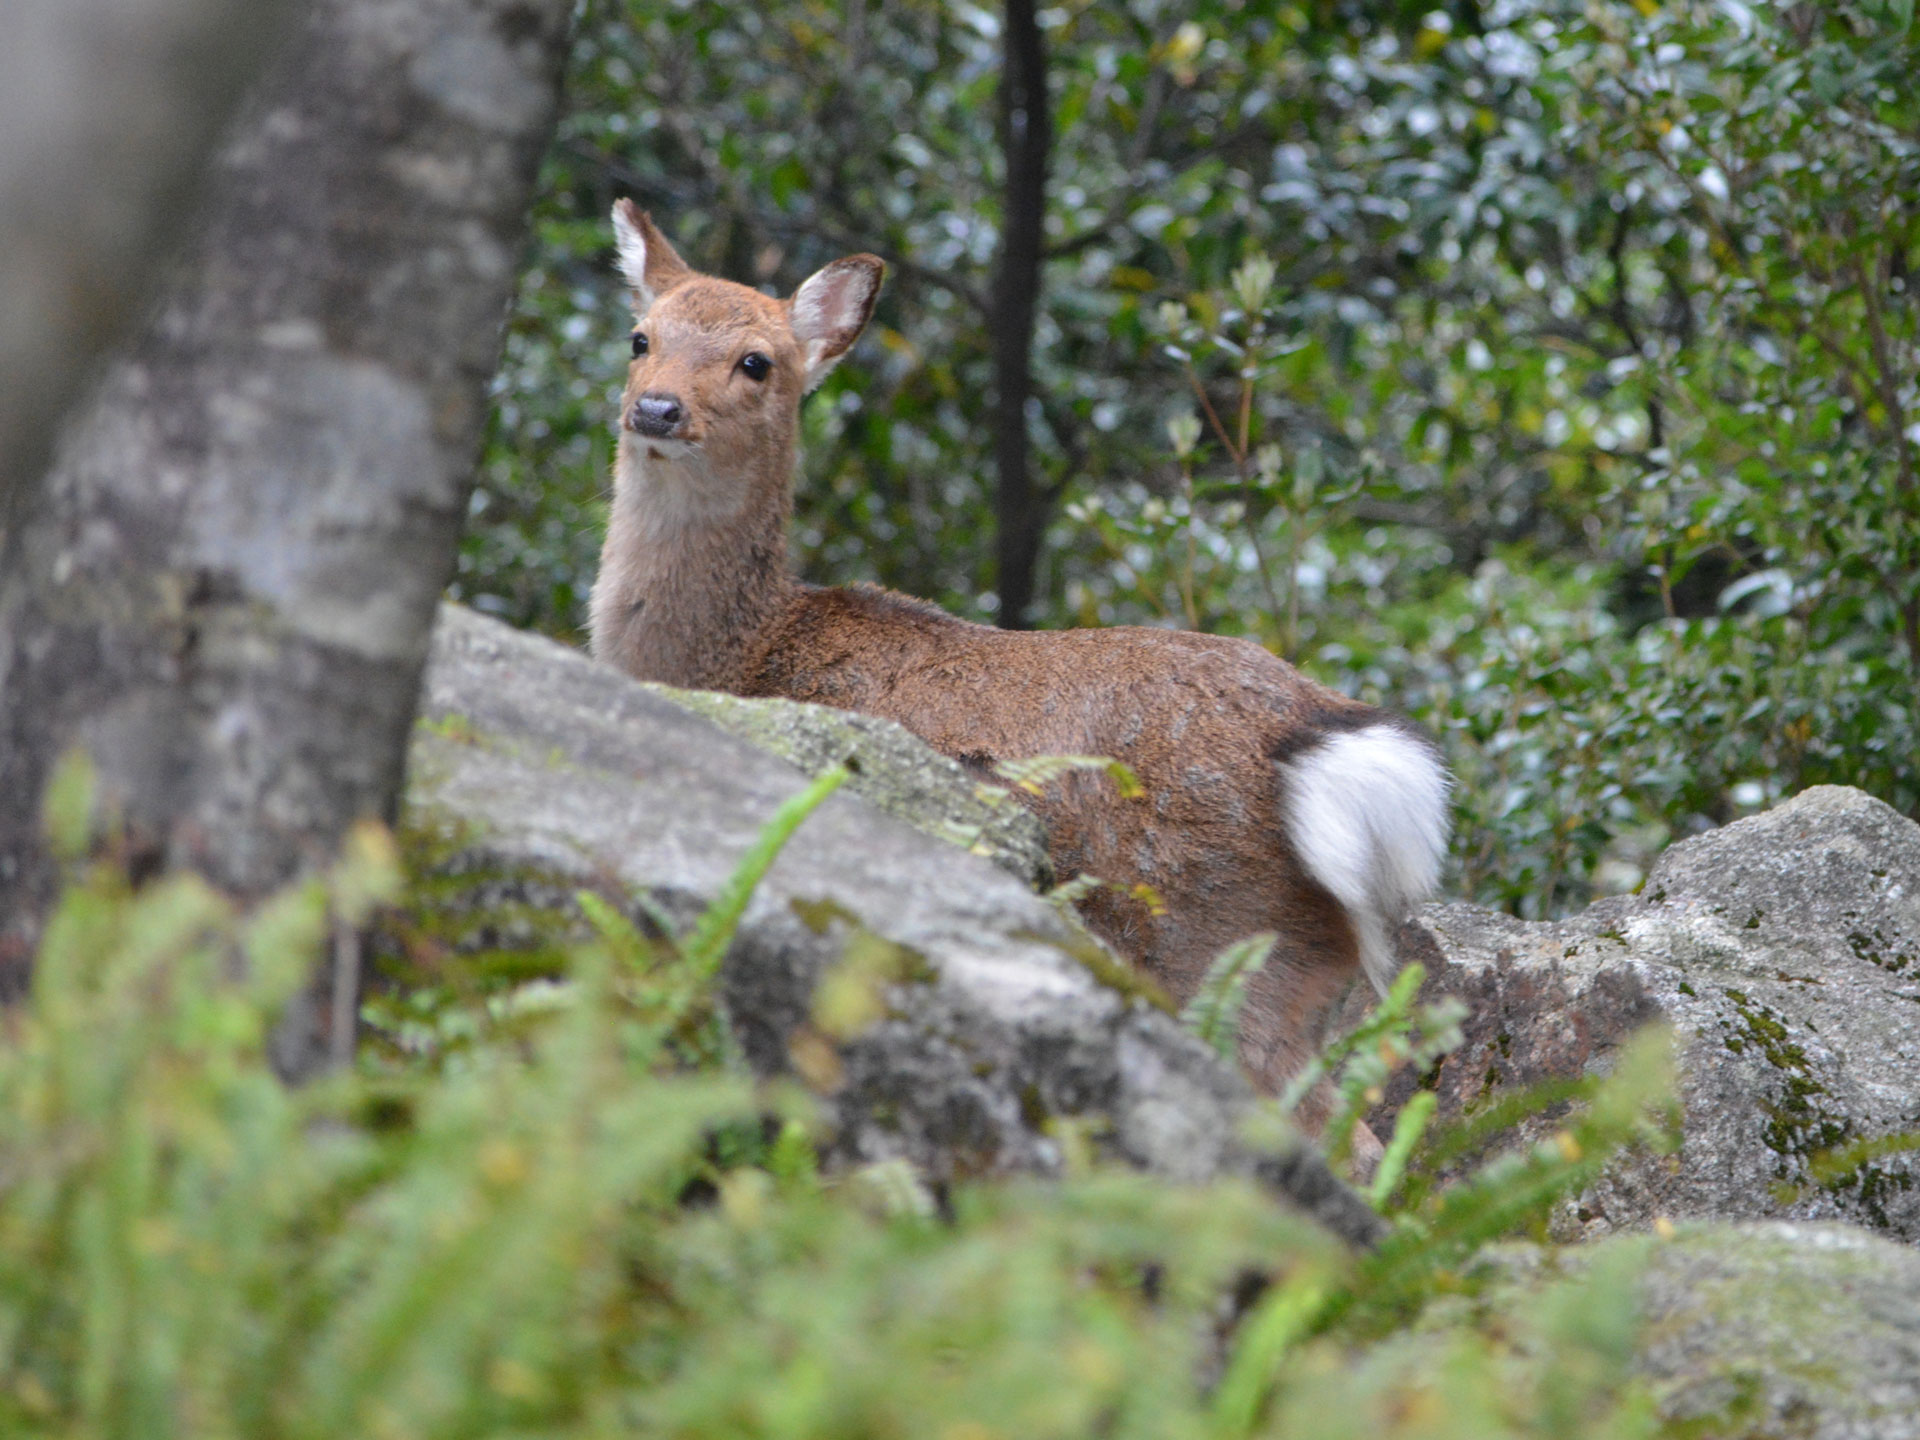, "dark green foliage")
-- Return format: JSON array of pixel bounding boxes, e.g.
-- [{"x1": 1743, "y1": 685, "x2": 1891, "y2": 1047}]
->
[{"x1": 472, "y1": 0, "x2": 1919, "y2": 916}]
